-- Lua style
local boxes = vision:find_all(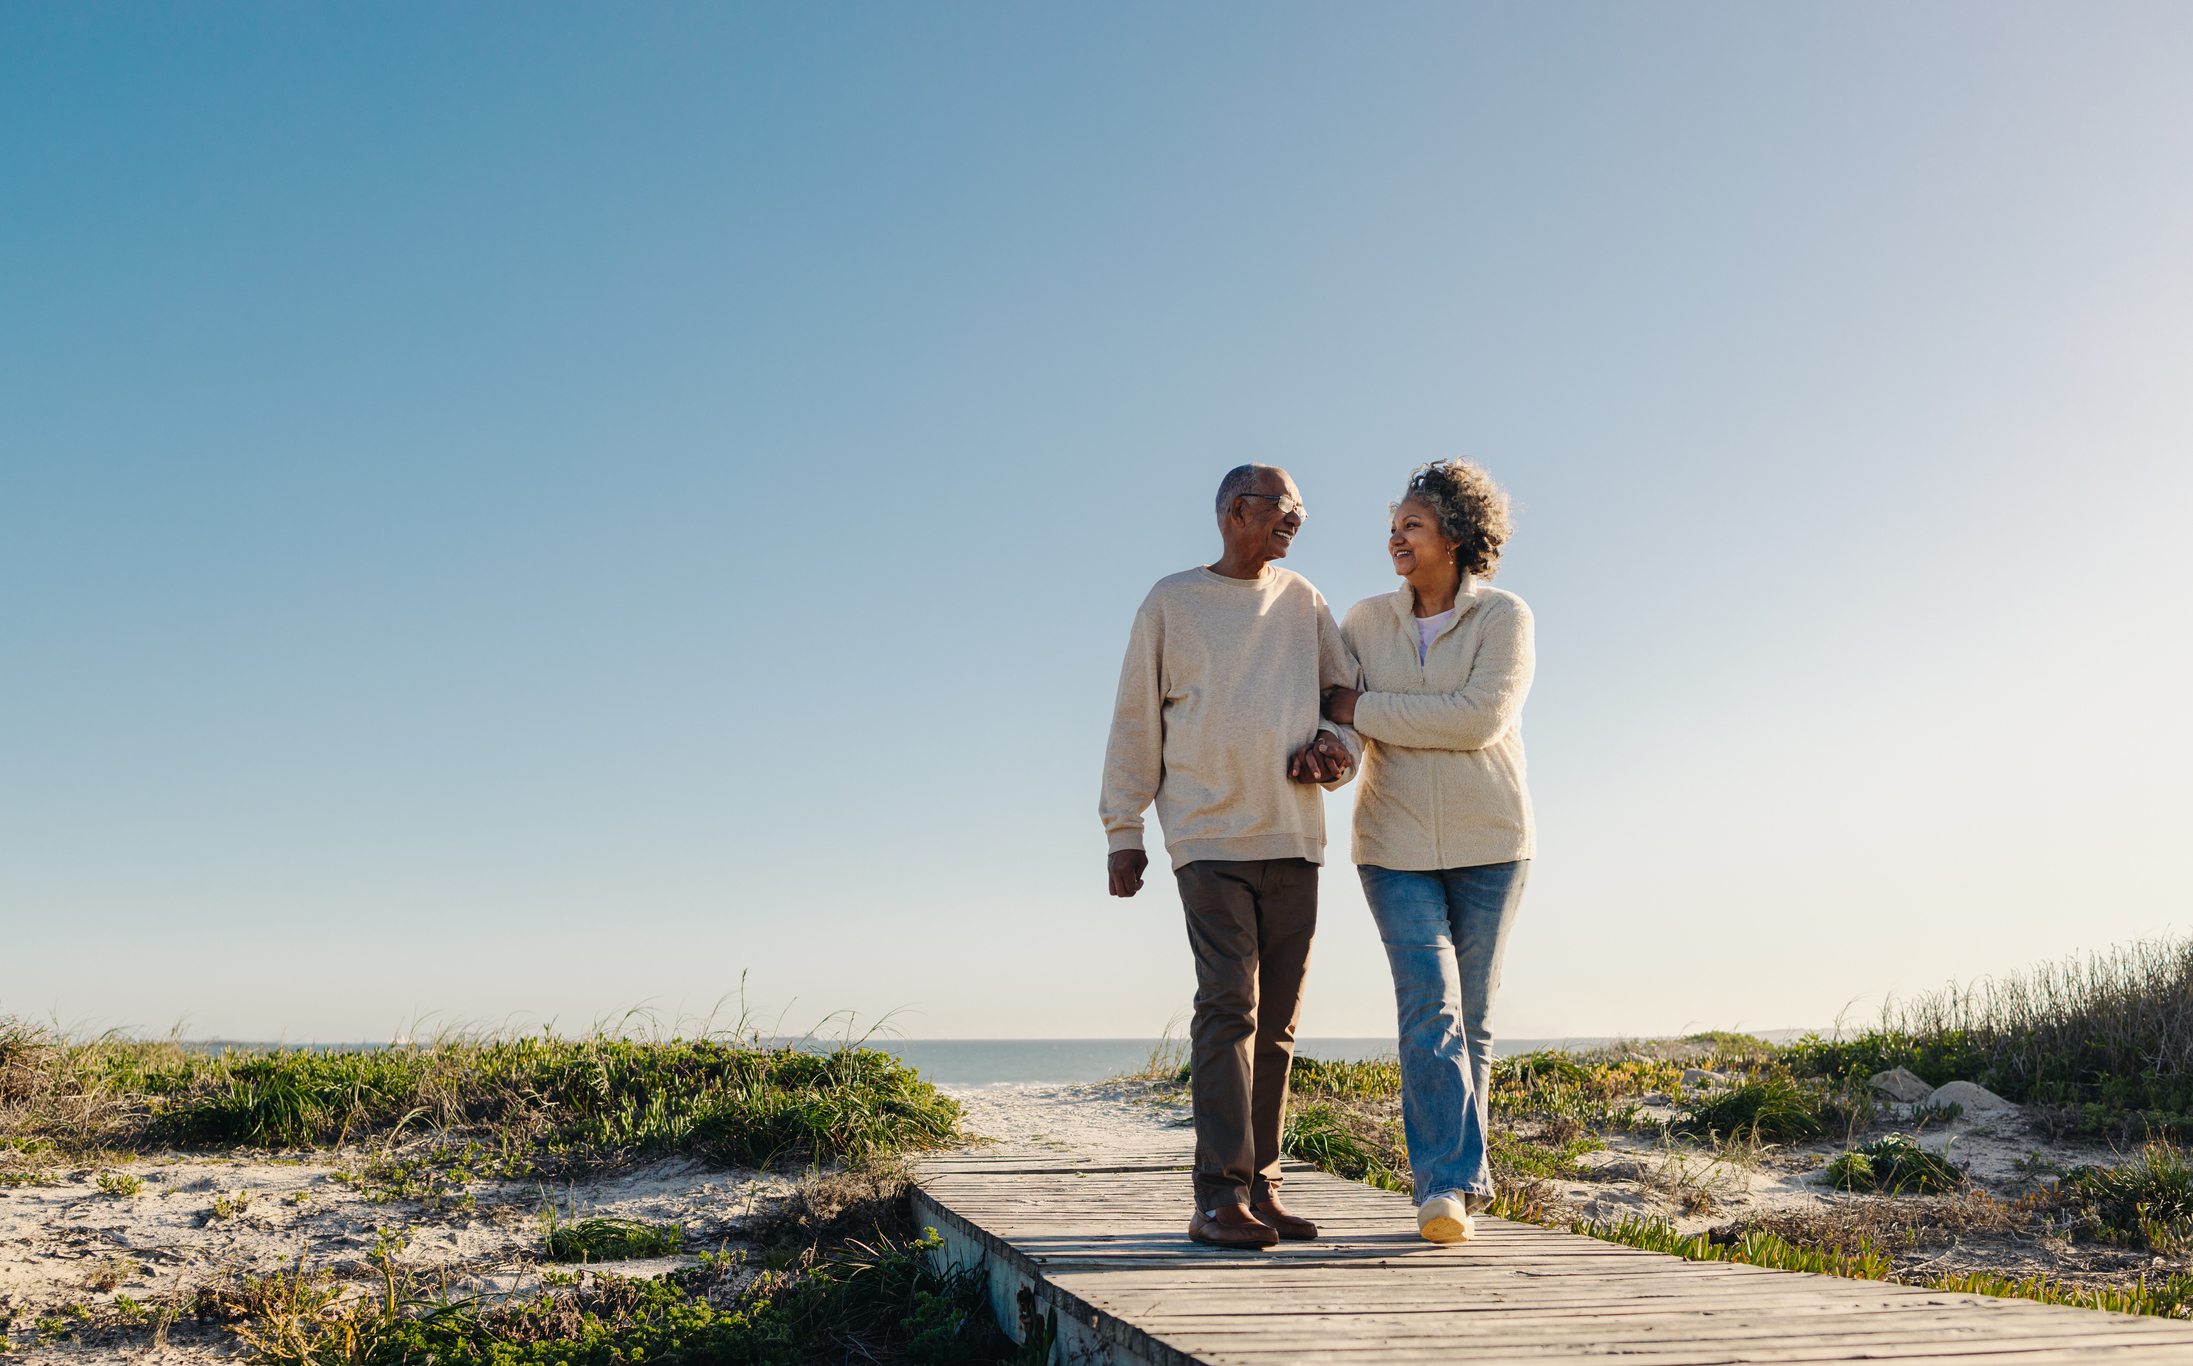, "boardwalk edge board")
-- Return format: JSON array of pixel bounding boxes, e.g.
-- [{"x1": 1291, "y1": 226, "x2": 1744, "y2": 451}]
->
[{"x1": 914, "y1": 1182, "x2": 1176, "y2": 1366}]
